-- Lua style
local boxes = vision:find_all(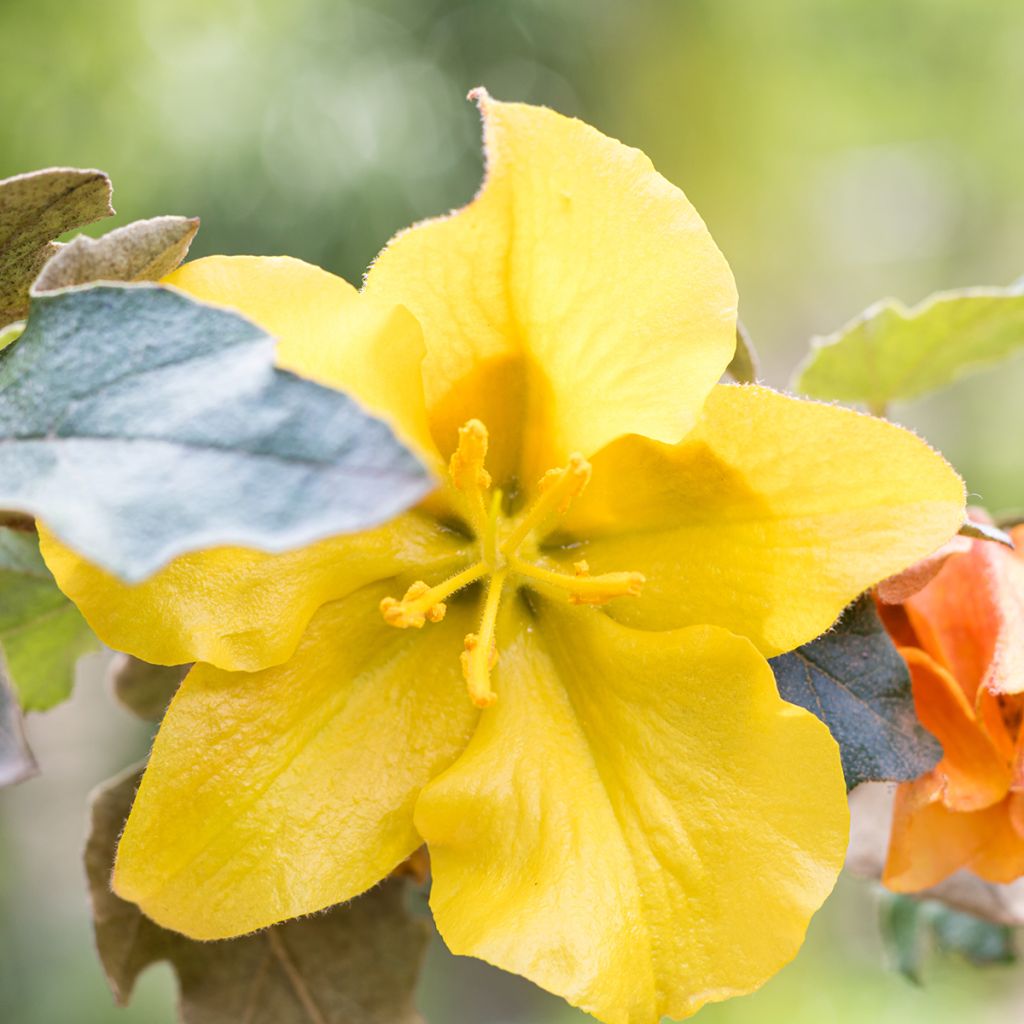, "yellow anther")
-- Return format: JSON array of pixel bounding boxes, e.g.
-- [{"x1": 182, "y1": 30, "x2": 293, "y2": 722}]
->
[
  {"x1": 449, "y1": 419, "x2": 492, "y2": 533},
  {"x1": 501, "y1": 453, "x2": 592, "y2": 556},
  {"x1": 380, "y1": 562, "x2": 487, "y2": 629},
  {"x1": 510, "y1": 557, "x2": 645, "y2": 607},
  {"x1": 567, "y1": 570, "x2": 646, "y2": 605},
  {"x1": 461, "y1": 633, "x2": 498, "y2": 708},
  {"x1": 461, "y1": 568, "x2": 507, "y2": 708}
]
